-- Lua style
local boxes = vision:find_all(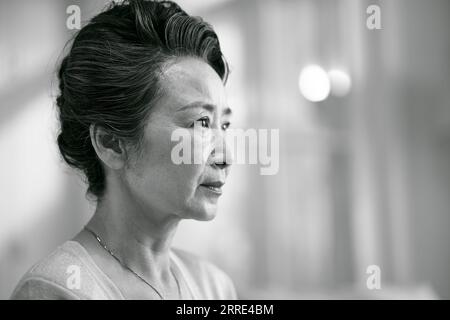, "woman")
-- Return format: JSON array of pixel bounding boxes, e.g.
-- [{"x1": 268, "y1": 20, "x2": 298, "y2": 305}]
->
[{"x1": 11, "y1": 0, "x2": 237, "y2": 300}]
